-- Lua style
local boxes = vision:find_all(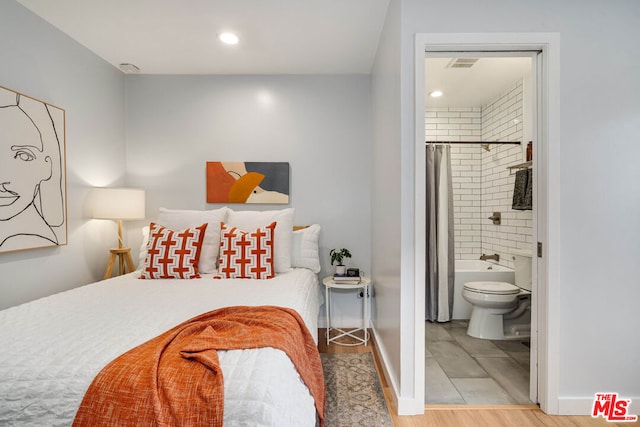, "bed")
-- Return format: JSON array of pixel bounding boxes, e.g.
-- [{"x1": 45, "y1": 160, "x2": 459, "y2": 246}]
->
[{"x1": 0, "y1": 207, "x2": 324, "y2": 426}]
